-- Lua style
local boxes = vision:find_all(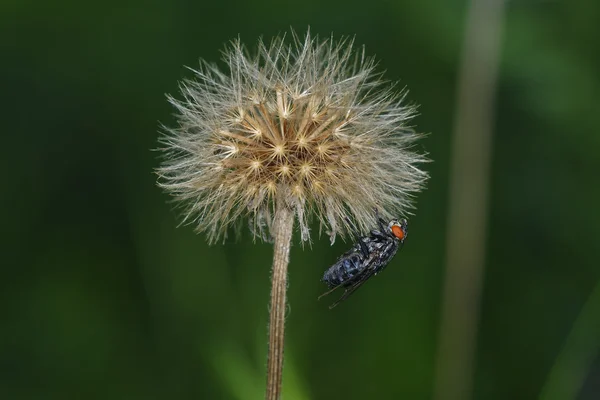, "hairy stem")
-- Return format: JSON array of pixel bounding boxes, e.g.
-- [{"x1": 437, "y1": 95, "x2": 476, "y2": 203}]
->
[{"x1": 266, "y1": 205, "x2": 294, "y2": 400}]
